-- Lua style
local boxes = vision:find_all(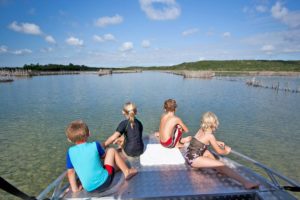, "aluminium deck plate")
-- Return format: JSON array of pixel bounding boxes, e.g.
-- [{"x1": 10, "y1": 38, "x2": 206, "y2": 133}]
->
[{"x1": 63, "y1": 135, "x2": 297, "y2": 200}]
